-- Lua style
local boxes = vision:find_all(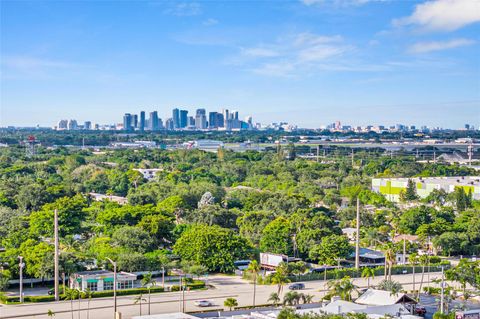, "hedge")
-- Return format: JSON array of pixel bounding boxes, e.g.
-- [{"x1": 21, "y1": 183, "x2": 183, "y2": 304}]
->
[
  {"x1": 287, "y1": 264, "x2": 451, "y2": 283},
  {"x1": 0, "y1": 285, "x2": 166, "y2": 304},
  {"x1": 170, "y1": 280, "x2": 206, "y2": 292}
]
